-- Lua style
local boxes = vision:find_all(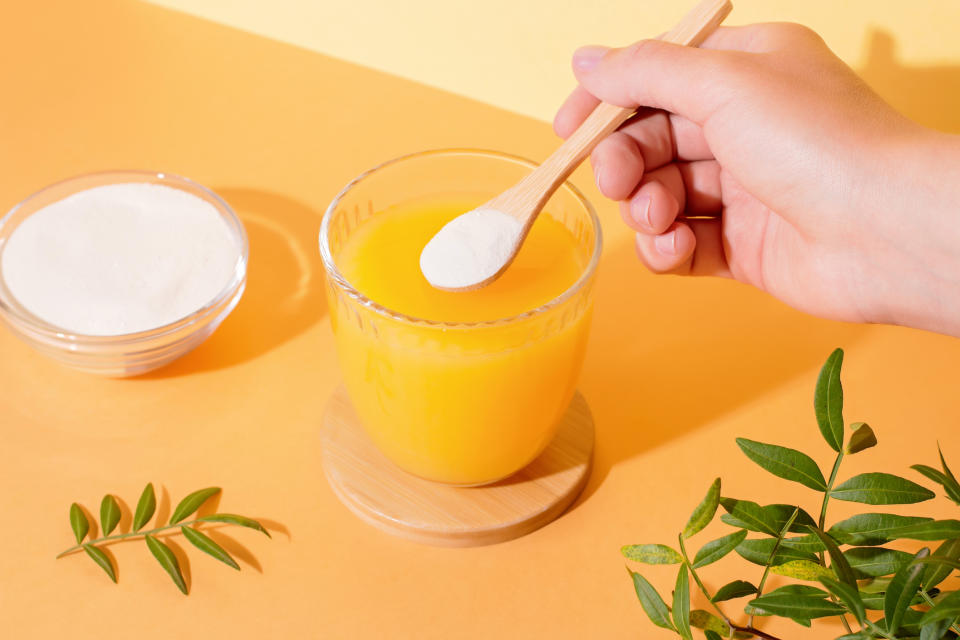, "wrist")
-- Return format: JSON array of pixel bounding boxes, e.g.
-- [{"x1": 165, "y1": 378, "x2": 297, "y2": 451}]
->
[{"x1": 865, "y1": 128, "x2": 960, "y2": 336}]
